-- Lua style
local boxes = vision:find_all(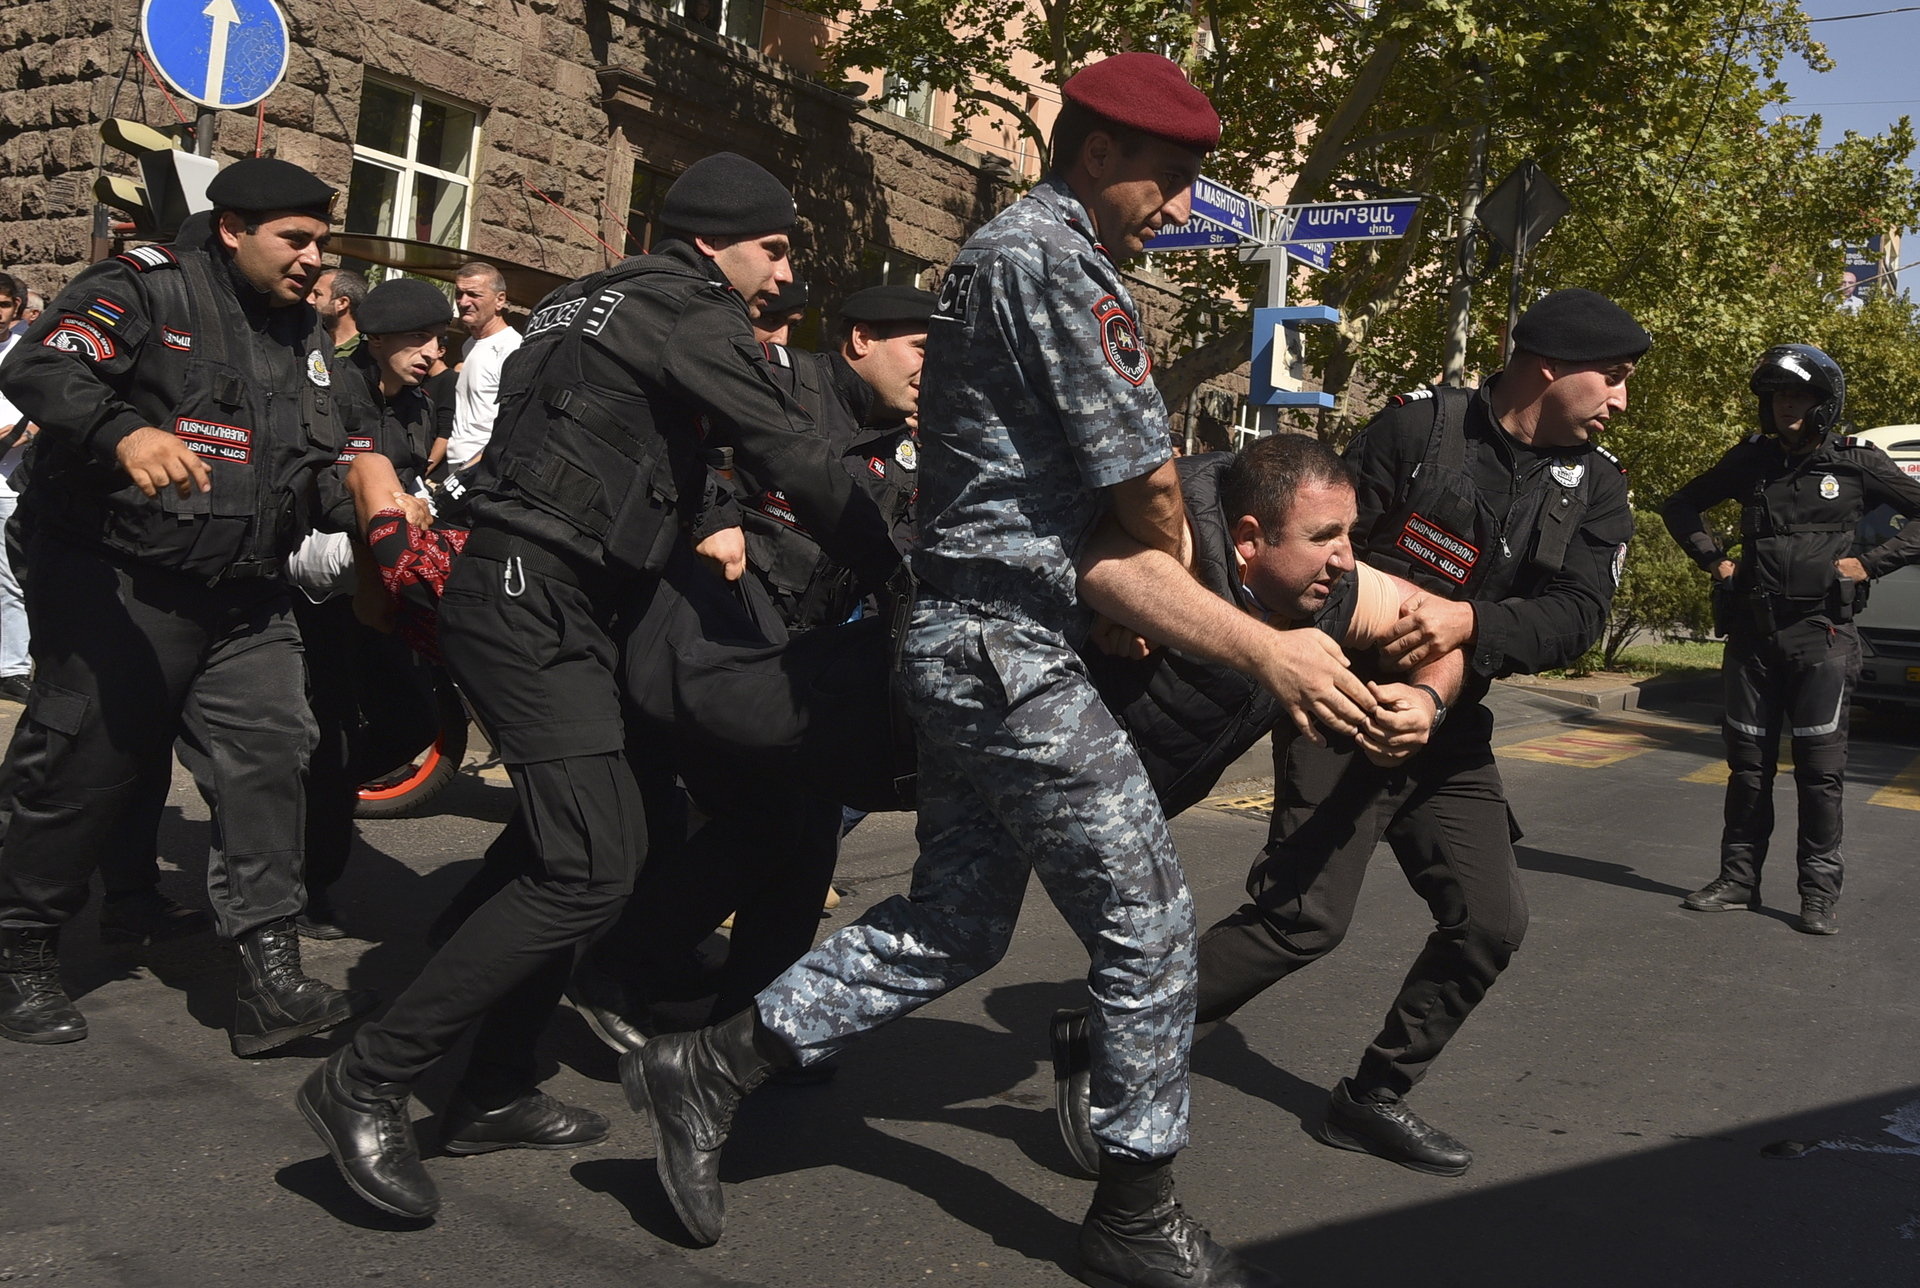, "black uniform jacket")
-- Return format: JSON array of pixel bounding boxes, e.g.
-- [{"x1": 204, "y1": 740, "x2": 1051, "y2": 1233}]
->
[
  {"x1": 1662, "y1": 430, "x2": 1920, "y2": 611},
  {"x1": 0, "y1": 225, "x2": 348, "y2": 572},
  {"x1": 1346, "y1": 381, "x2": 1633, "y2": 700},
  {"x1": 744, "y1": 346, "x2": 918, "y2": 631},
  {"x1": 334, "y1": 347, "x2": 435, "y2": 490}
]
